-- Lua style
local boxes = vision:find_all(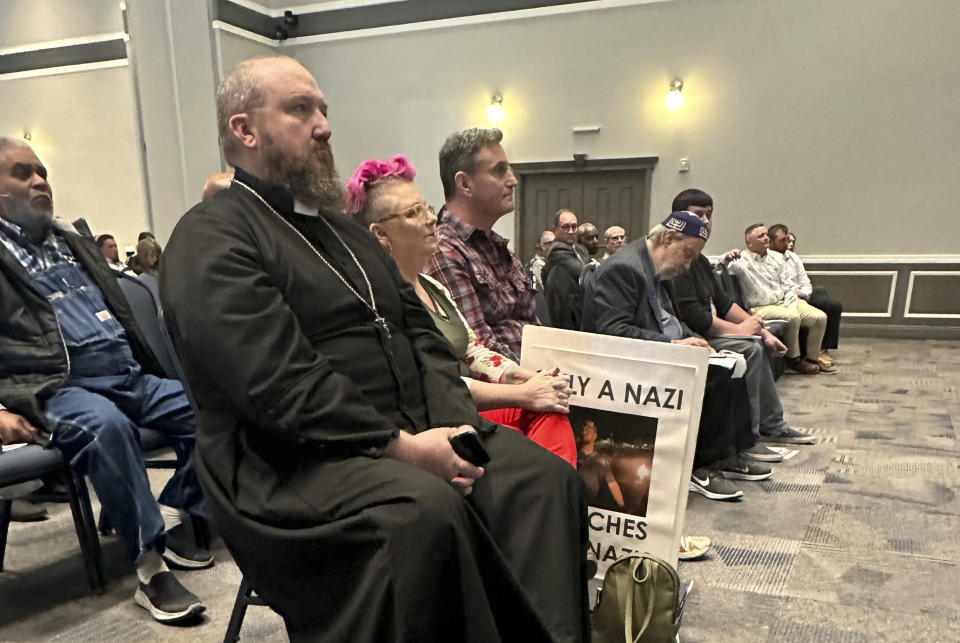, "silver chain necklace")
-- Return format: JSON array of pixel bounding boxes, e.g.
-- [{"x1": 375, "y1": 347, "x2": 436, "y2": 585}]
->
[{"x1": 233, "y1": 179, "x2": 391, "y2": 338}]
